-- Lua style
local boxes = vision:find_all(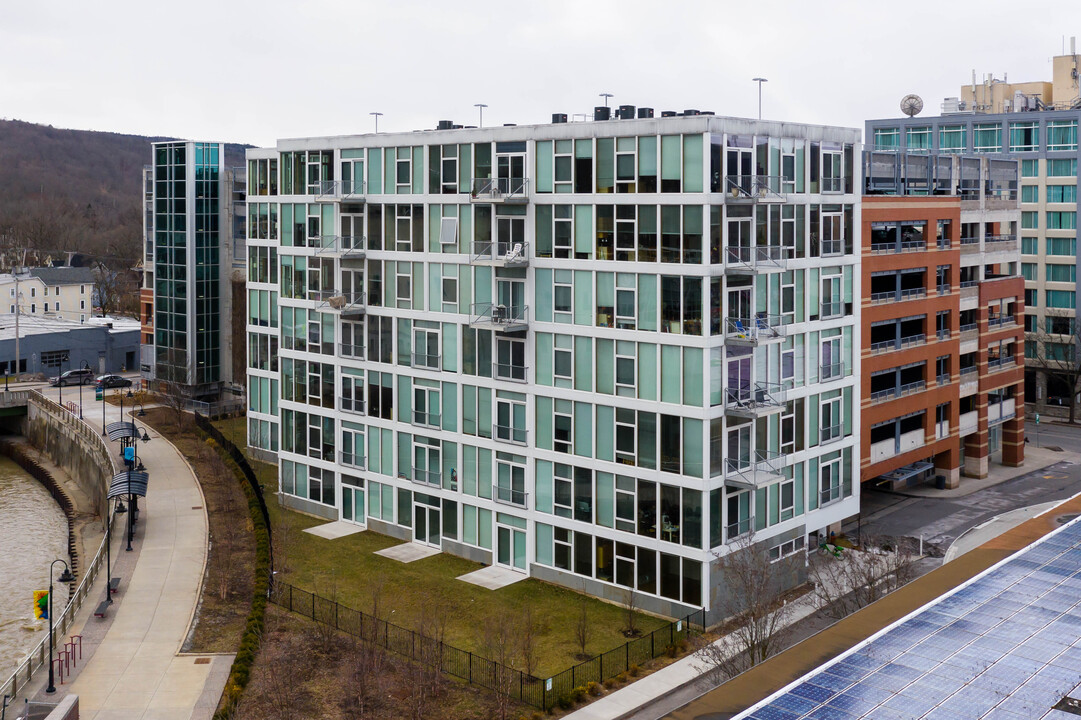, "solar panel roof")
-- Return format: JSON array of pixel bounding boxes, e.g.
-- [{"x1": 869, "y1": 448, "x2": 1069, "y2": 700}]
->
[{"x1": 734, "y1": 516, "x2": 1081, "y2": 720}]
